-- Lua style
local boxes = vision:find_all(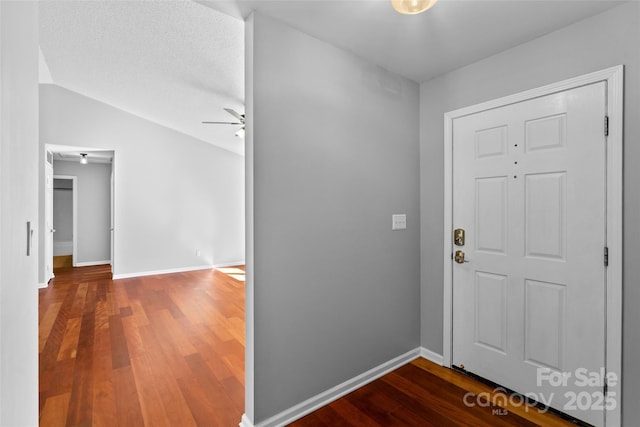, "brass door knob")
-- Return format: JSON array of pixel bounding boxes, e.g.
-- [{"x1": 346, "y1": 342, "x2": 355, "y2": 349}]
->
[{"x1": 454, "y1": 250, "x2": 470, "y2": 264}]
